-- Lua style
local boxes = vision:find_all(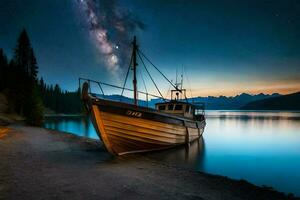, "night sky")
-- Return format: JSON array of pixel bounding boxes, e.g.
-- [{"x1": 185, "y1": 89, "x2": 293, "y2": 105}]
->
[{"x1": 0, "y1": 0, "x2": 299, "y2": 97}]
